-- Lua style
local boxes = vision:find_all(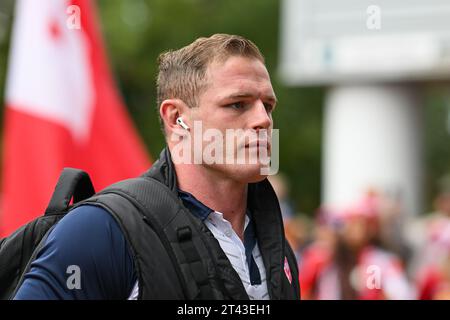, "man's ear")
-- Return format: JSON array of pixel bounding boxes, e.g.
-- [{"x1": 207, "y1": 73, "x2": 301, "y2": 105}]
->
[{"x1": 159, "y1": 99, "x2": 190, "y2": 135}]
